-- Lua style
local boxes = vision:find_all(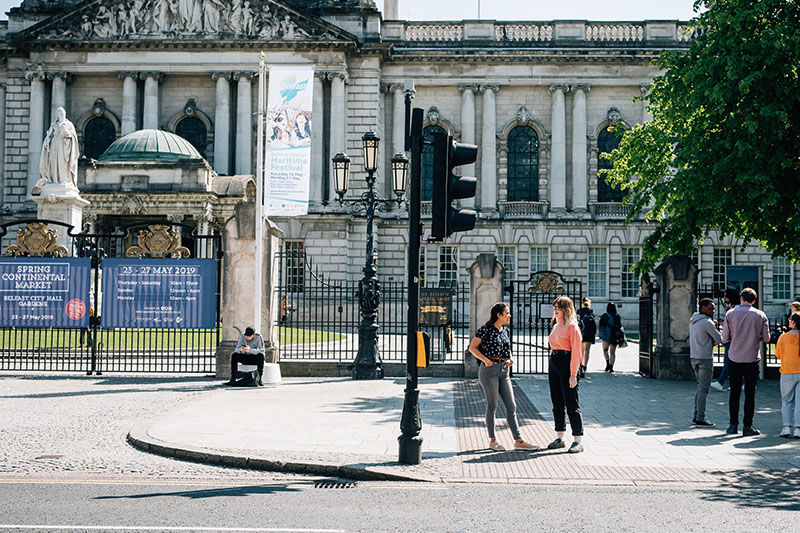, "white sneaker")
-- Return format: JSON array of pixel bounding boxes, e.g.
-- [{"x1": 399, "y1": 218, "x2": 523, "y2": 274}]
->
[
  {"x1": 794, "y1": 428, "x2": 800, "y2": 439},
  {"x1": 780, "y1": 426, "x2": 792, "y2": 438},
  {"x1": 710, "y1": 381, "x2": 724, "y2": 392}
]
